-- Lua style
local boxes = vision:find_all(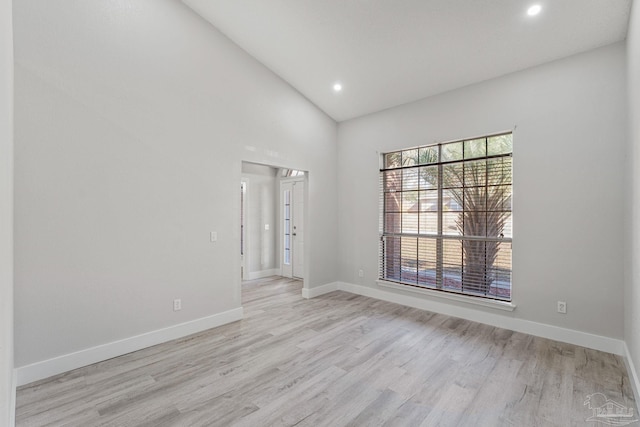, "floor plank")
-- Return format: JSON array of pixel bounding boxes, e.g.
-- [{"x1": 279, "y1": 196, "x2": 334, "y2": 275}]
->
[{"x1": 16, "y1": 276, "x2": 637, "y2": 426}]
